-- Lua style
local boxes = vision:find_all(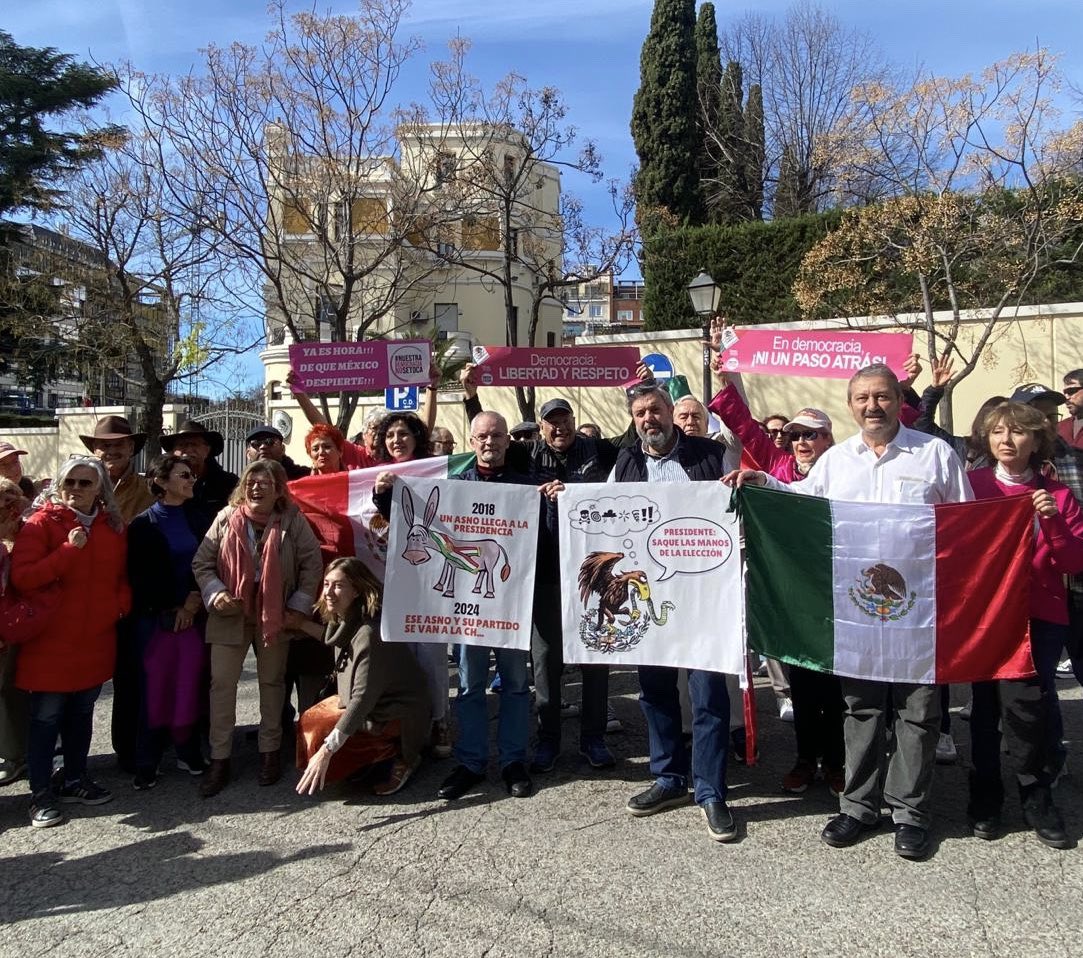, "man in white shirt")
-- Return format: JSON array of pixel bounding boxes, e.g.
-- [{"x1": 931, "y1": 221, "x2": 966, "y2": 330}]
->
[{"x1": 732, "y1": 364, "x2": 972, "y2": 859}]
